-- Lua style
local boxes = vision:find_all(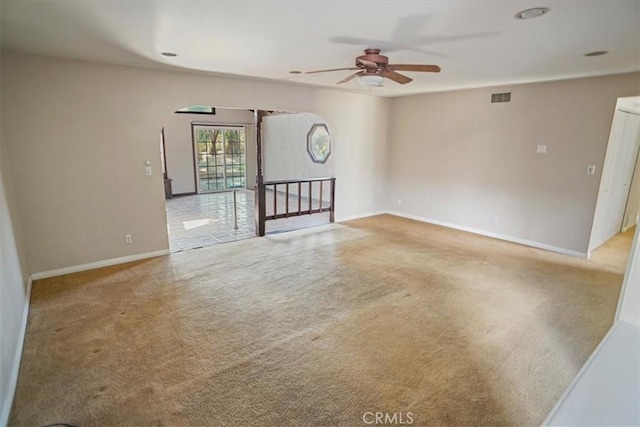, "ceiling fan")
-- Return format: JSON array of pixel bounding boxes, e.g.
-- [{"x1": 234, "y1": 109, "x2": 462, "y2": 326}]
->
[{"x1": 305, "y1": 48, "x2": 441, "y2": 87}]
